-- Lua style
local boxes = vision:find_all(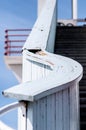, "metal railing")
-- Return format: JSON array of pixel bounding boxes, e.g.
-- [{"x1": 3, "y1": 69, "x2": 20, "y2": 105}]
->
[
  {"x1": 4, "y1": 19, "x2": 86, "y2": 56},
  {"x1": 57, "y1": 18, "x2": 86, "y2": 26},
  {"x1": 4, "y1": 29, "x2": 31, "y2": 56}
]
